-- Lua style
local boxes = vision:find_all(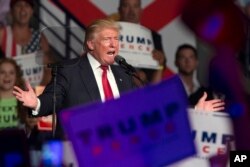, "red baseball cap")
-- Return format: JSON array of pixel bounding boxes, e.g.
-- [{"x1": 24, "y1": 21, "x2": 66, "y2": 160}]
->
[{"x1": 10, "y1": 0, "x2": 34, "y2": 9}]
